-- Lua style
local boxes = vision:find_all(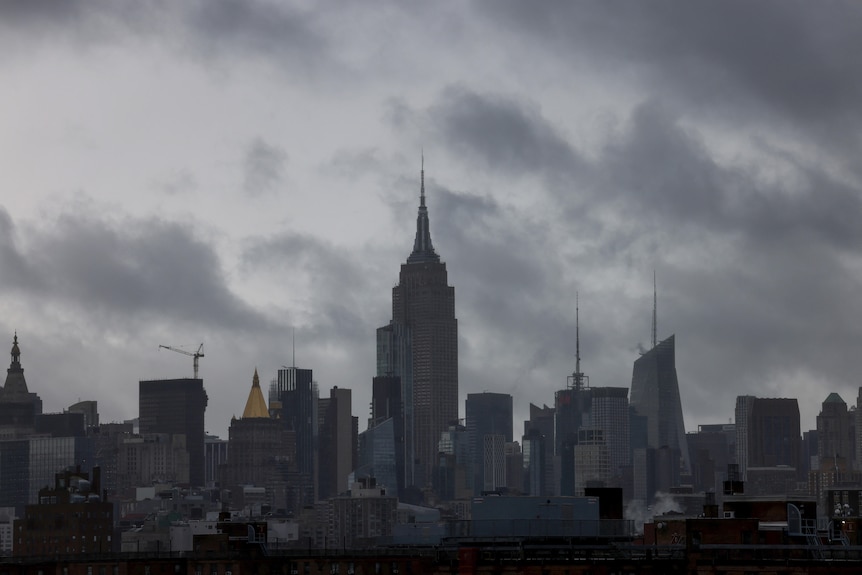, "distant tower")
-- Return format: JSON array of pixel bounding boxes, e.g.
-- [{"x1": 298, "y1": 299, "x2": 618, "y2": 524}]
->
[
  {"x1": 555, "y1": 296, "x2": 591, "y2": 495},
  {"x1": 629, "y1": 282, "x2": 689, "y2": 482},
  {"x1": 221, "y1": 369, "x2": 294, "y2": 510},
  {"x1": 276, "y1": 365, "x2": 317, "y2": 496},
  {"x1": 465, "y1": 392, "x2": 513, "y2": 495},
  {"x1": 377, "y1": 159, "x2": 458, "y2": 490},
  {"x1": 0, "y1": 333, "x2": 43, "y2": 437},
  {"x1": 139, "y1": 377, "x2": 208, "y2": 487}
]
